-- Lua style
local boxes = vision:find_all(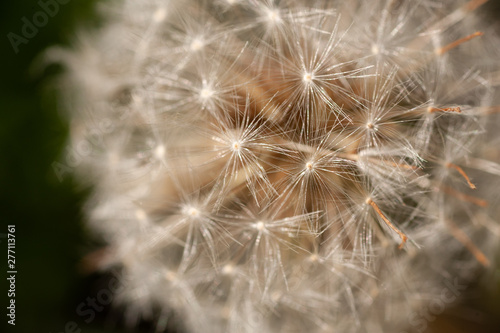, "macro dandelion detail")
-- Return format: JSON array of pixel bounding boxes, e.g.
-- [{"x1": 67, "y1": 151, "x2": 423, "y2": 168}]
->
[{"x1": 59, "y1": 0, "x2": 500, "y2": 332}]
